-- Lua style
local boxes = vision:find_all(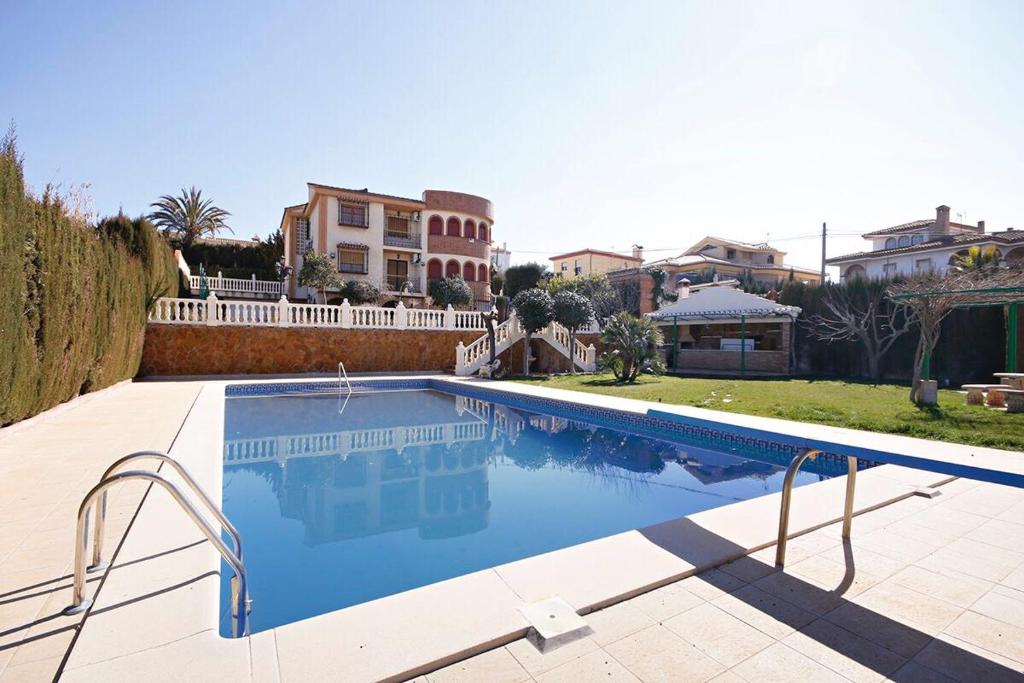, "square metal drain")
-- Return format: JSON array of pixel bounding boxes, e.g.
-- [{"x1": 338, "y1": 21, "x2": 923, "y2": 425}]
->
[{"x1": 518, "y1": 597, "x2": 593, "y2": 653}]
